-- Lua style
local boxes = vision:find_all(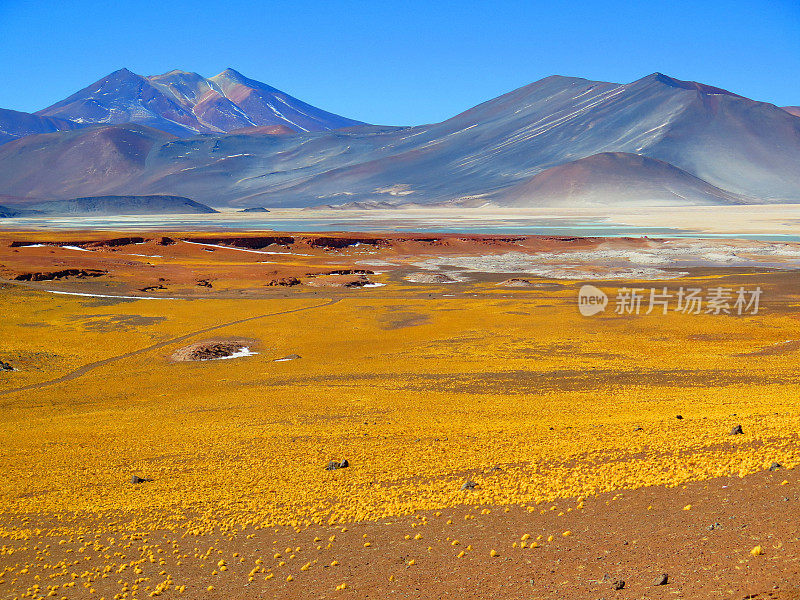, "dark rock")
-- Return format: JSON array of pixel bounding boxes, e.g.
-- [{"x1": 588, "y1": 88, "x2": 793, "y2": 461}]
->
[
  {"x1": 633, "y1": 426, "x2": 643, "y2": 431},
  {"x1": 0, "y1": 360, "x2": 13, "y2": 371},
  {"x1": 652, "y1": 573, "x2": 668, "y2": 586},
  {"x1": 188, "y1": 236, "x2": 294, "y2": 249},
  {"x1": 461, "y1": 480, "x2": 478, "y2": 491},
  {"x1": 266, "y1": 277, "x2": 301, "y2": 287},
  {"x1": 196, "y1": 279, "x2": 213, "y2": 288},
  {"x1": 158, "y1": 237, "x2": 176, "y2": 245},
  {"x1": 676, "y1": 415, "x2": 683, "y2": 420},
  {"x1": 613, "y1": 580, "x2": 625, "y2": 590},
  {"x1": 708, "y1": 522, "x2": 721, "y2": 530},
  {"x1": 131, "y1": 475, "x2": 151, "y2": 484},
  {"x1": 769, "y1": 462, "x2": 782, "y2": 471},
  {"x1": 14, "y1": 268, "x2": 106, "y2": 282},
  {"x1": 729, "y1": 424, "x2": 743, "y2": 435},
  {"x1": 325, "y1": 459, "x2": 349, "y2": 471}
]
